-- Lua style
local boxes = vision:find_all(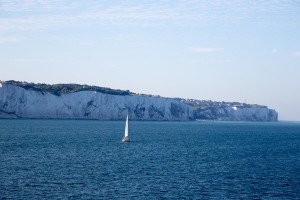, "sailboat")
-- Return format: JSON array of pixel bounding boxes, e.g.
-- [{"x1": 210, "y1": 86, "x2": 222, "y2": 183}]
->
[{"x1": 122, "y1": 114, "x2": 130, "y2": 142}]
